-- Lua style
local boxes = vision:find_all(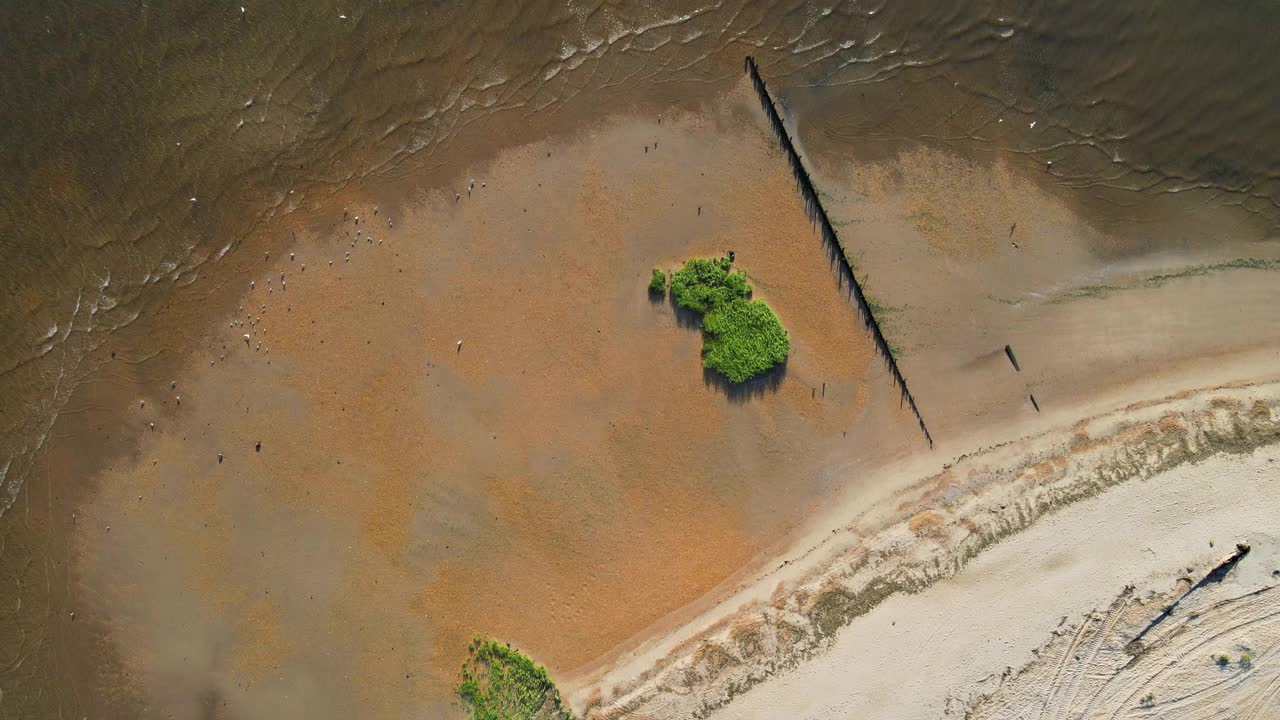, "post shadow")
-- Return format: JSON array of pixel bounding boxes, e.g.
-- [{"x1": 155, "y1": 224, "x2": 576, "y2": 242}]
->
[{"x1": 744, "y1": 54, "x2": 932, "y2": 448}]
